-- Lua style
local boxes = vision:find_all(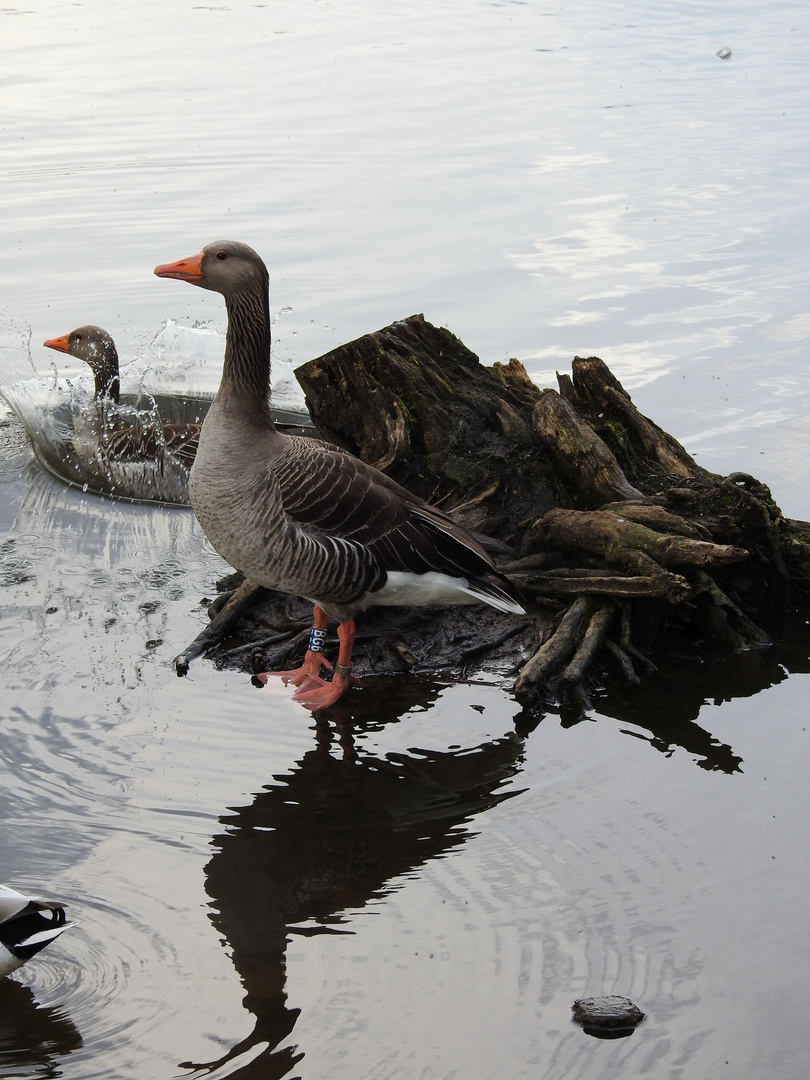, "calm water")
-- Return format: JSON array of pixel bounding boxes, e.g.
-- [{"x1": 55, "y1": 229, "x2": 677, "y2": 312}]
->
[{"x1": 2, "y1": 0, "x2": 810, "y2": 1077}]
